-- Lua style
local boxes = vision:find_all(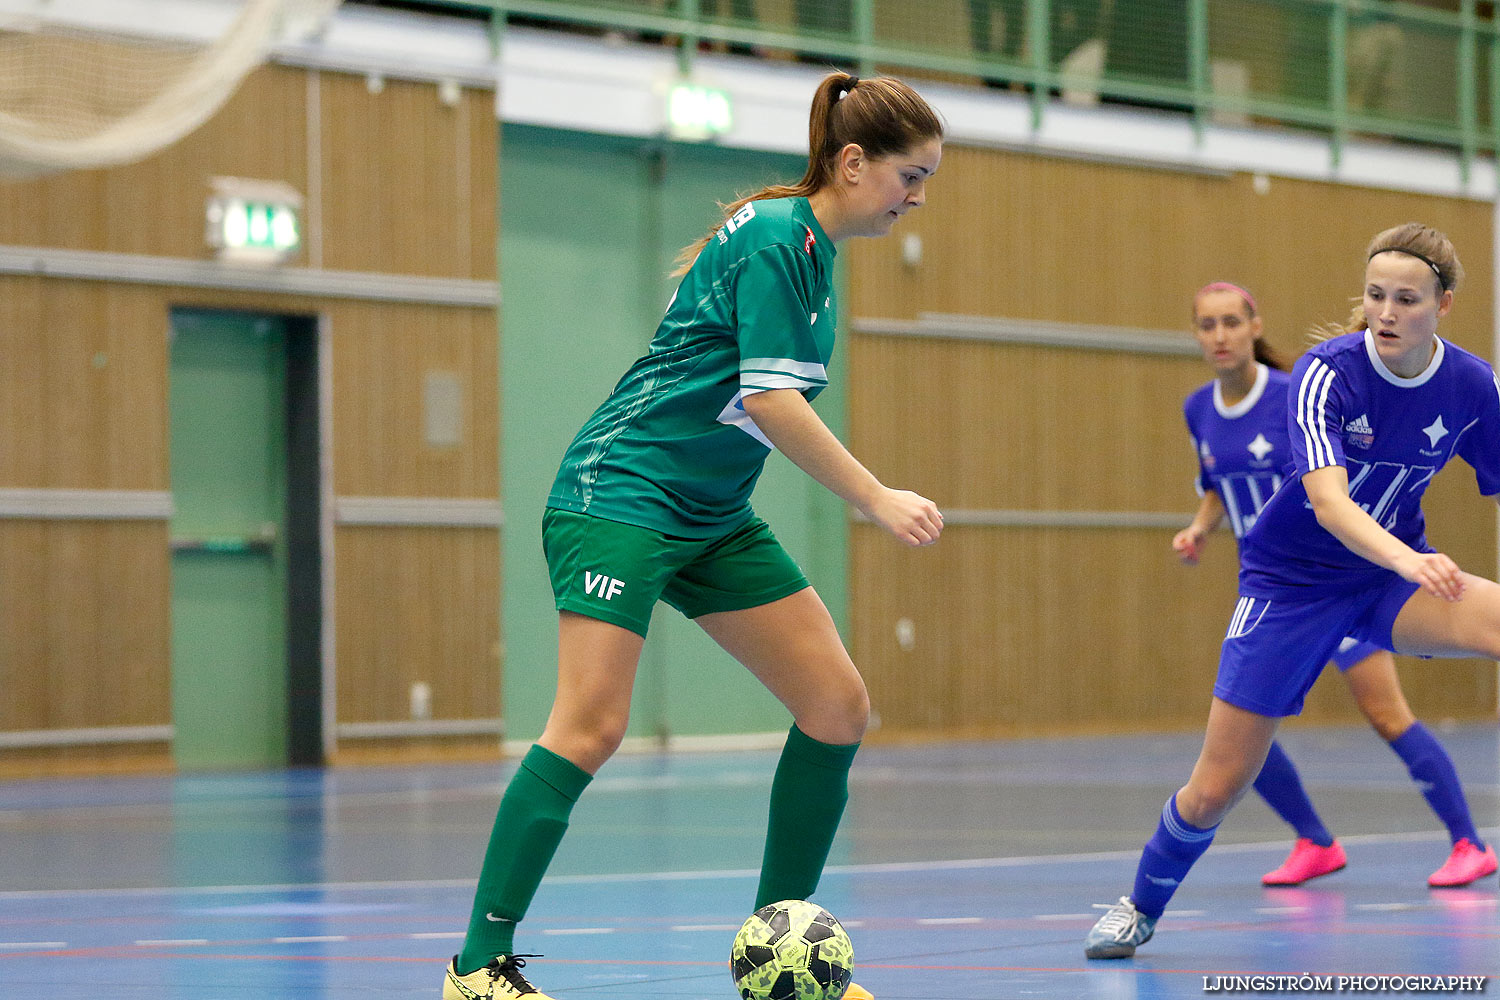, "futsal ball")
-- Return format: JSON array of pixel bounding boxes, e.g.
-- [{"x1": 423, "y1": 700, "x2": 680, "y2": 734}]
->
[{"x1": 729, "y1": 899, "x2": 854, "y2": 1000}]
